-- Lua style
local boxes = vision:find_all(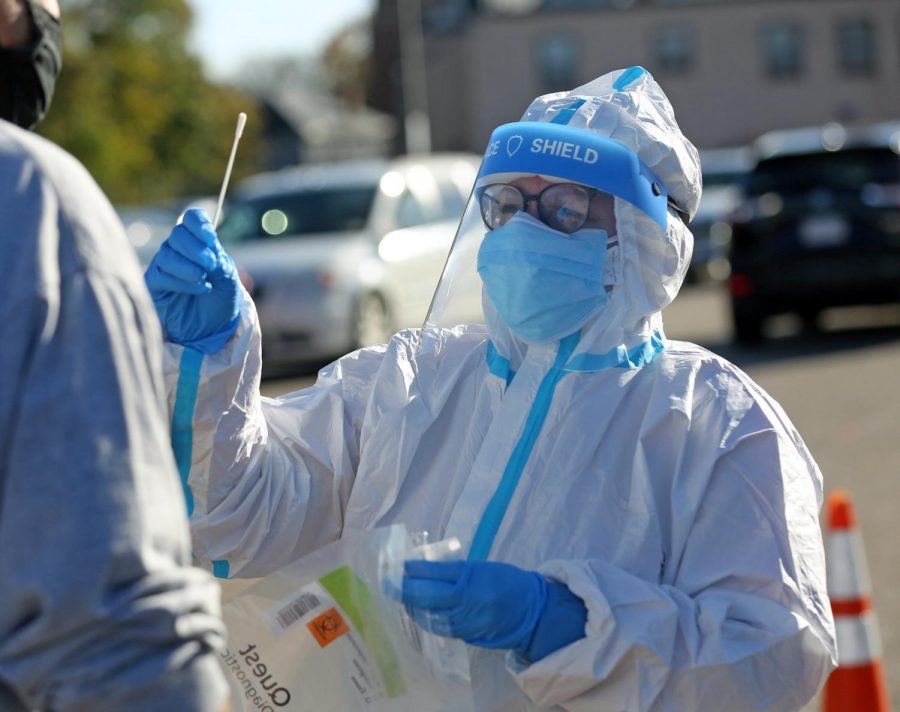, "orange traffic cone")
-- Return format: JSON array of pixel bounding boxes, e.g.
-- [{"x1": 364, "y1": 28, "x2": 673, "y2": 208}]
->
[{"x1": 823, "y1": 490, "x2": 891, "y2": 712}]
